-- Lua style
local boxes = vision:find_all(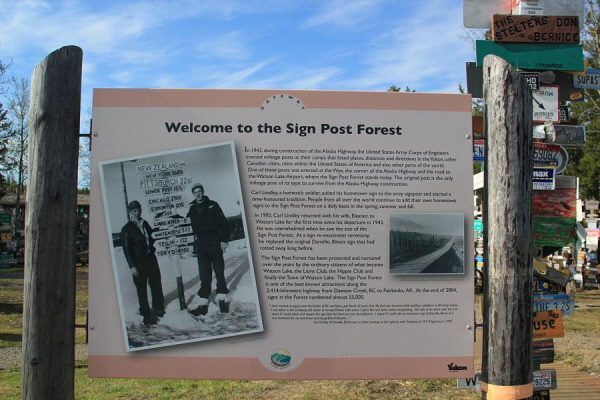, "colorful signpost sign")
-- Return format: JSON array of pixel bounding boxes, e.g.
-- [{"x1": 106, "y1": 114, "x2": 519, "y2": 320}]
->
[
  {"x1": 533, "y1": 166, "x2": 555, "y2": 190},
  {"x1": 533, "y1": 176, "x2": 577, "y2": 247},
  {"x1": 476, "y1": 40, "x2": 584, "y2": 71},
  {"x1": 492, "y1": 15, "x2": 580, "y2": 44},
  {"x1": 534, "y1": 124, "x2": 586, "y2": 146},
  {"x1": 533, "y1": 142, "x2": 568, "y2": 174},
  {"x1": 573, "y1": 68, "x2": 600, "y2": 89},
  {"x1": 533, "y1": 310, "x2": 565, "y2": 339},
  {"x1": 520, "y1": 72, "x2": 540, "y2": 89},
  {"x1": 533, "y1": 339, "x2": 555, "y2": 364},
  {"x1": 534, "y1": 299, "x2": 575, "y2": 315},
  {"x1": 473, "y1": 139, "x2": 484, "y2": 161},
  {"x1": 559, "y1": 105, "x2": 570, "y2": 123},
  {"x1": 533, "y1": 369, "x2": 557, "y2": 390},
  {"x1": 532, "y1": 86, "x2": 560, "y2": 123}
]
